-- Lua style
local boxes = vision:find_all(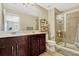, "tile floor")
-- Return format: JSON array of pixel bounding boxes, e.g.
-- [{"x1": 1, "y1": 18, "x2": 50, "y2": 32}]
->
[{"x1": 39, "y1": 50, "x2": 63, "y2": 56}]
